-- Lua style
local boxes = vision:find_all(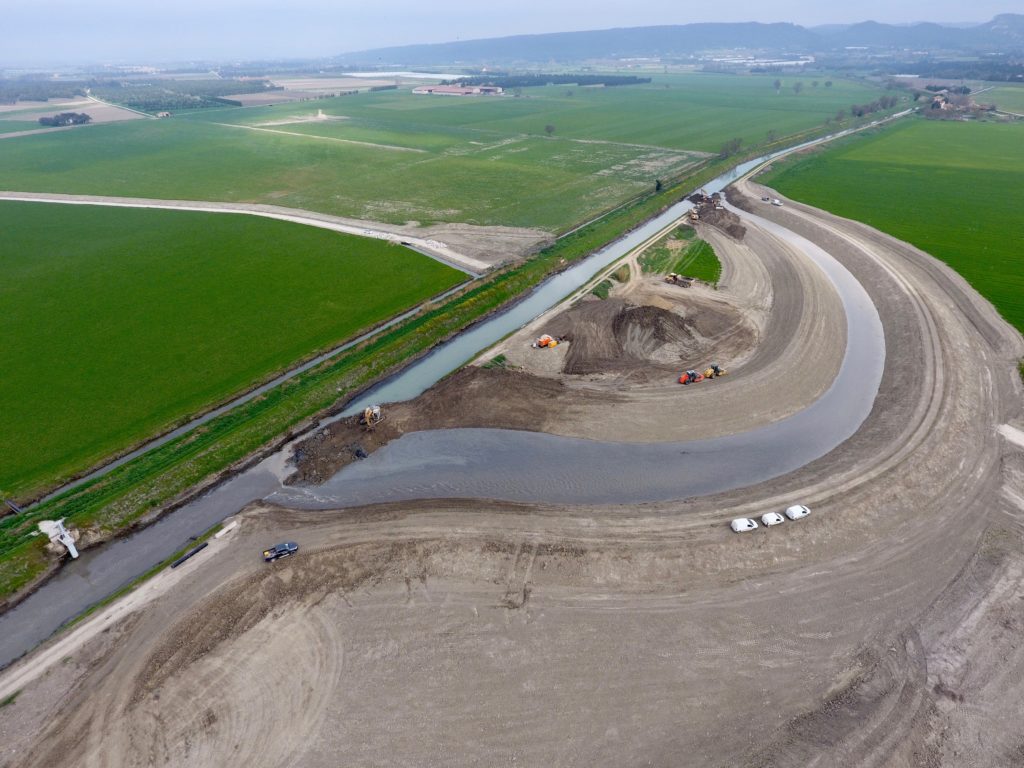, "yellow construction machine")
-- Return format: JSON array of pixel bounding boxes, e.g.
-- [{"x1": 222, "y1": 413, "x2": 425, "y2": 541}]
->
[
  {"x1": 702, "y1": 363, "x2": 728, "y2": 379},
  {"x1": 360, "y1": 405, "x2": 384, "y2": 430}
]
